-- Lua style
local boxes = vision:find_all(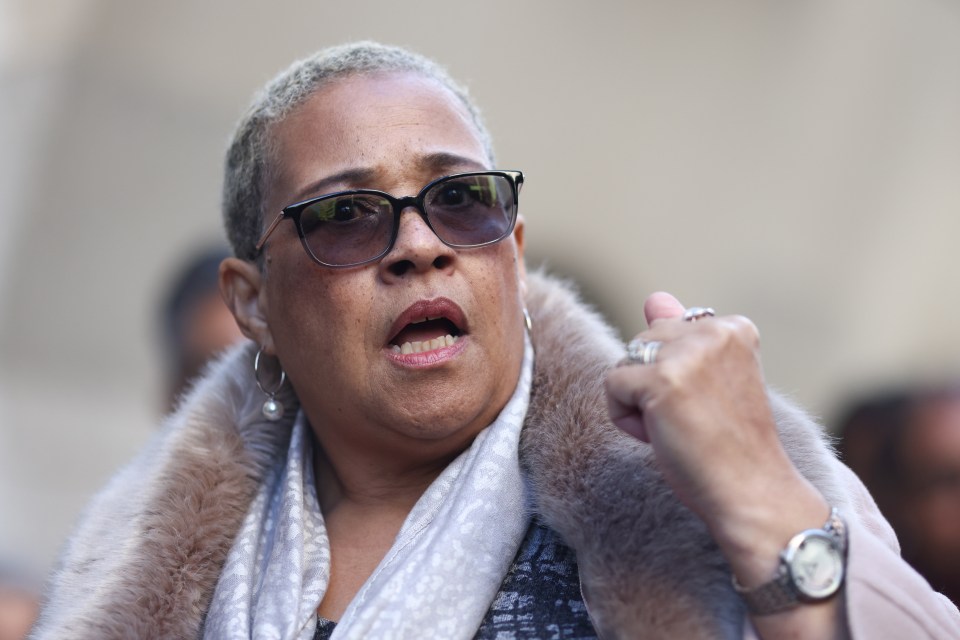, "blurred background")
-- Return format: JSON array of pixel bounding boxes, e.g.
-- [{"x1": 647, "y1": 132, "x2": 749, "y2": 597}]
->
[{"x1": 1, "y1": 0, "x2": 959, "y2": 599}]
